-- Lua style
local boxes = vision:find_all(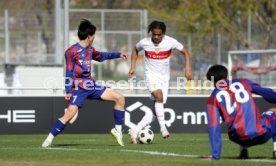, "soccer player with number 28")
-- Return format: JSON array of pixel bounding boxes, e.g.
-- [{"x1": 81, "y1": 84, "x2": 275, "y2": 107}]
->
[
  {"x1": 205, "y1": 65, "x2": 276, "y2": 160},
  {"x1": 42, "y1": 19, "x2": 127, "y2": 147}
]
